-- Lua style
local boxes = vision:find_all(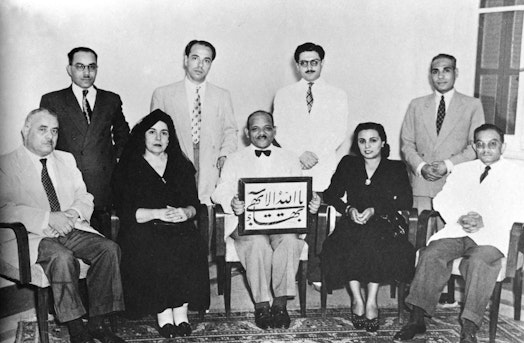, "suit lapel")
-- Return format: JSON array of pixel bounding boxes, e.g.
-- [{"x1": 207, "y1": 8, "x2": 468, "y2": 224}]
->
[
  {"x1": 421, "y1": 95, "x2": 438, "y2": 143},
  {"x1": 173, "y1": 82, "x2": 194, "y2": 160},
  {"x1": 200, "y1": 83, "x2": 216, "y2": 145},
  {"x1": 14, "y1": 147, "x2": 49, "y2": 210},
  {"x1": 64, "y1": 87, "x2": 89, "y2": 135},
  {"x1": 85, "y1": 88, "x2": 105, "y2": 140}
]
